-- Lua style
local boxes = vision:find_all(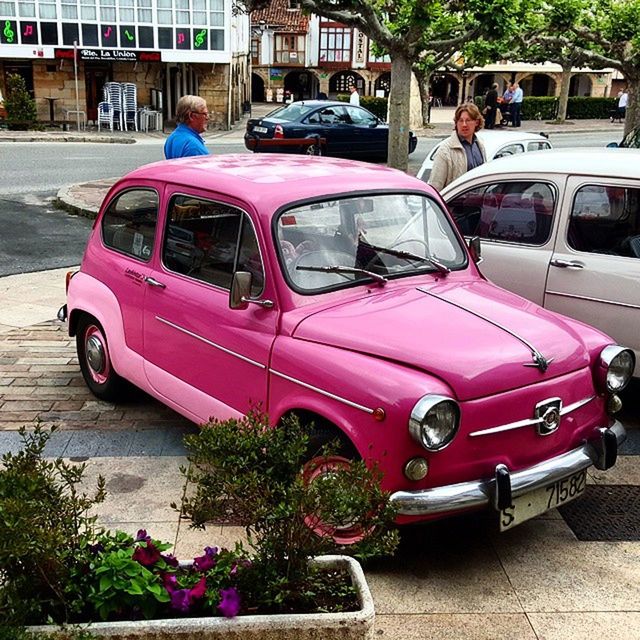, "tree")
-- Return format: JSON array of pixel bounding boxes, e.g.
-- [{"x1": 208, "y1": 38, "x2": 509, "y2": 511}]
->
[
  {"x1": 299, "y1": 0, "x2": 533, "y2": 171},
  {"x1": 534, "y1": 0, "x2": 640, "y2": 134},
  {"x1": 4, "y1": 74, "x2": 37, "y2": 131}
]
